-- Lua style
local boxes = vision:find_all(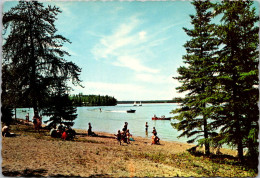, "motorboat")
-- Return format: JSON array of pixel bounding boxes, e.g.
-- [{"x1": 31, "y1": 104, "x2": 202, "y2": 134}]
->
[
  {"x1": 152, "y1": 115, "x2": 171, "y2": 120},
  {"x1": 127, "y1": 109, "x2": 136, "y2": 113}
]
